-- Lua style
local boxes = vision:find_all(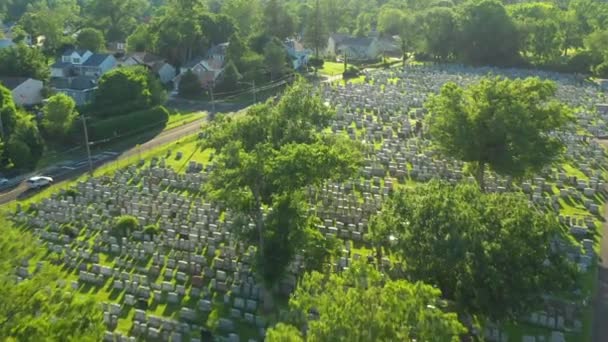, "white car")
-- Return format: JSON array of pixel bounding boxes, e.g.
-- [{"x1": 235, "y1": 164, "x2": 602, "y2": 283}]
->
[
  {"x1": 26, "y1": 176, "x2": 53, "y2": 189},
  {"x1": 0, "y1": 178, "x2": 8, "y2": 186}
]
